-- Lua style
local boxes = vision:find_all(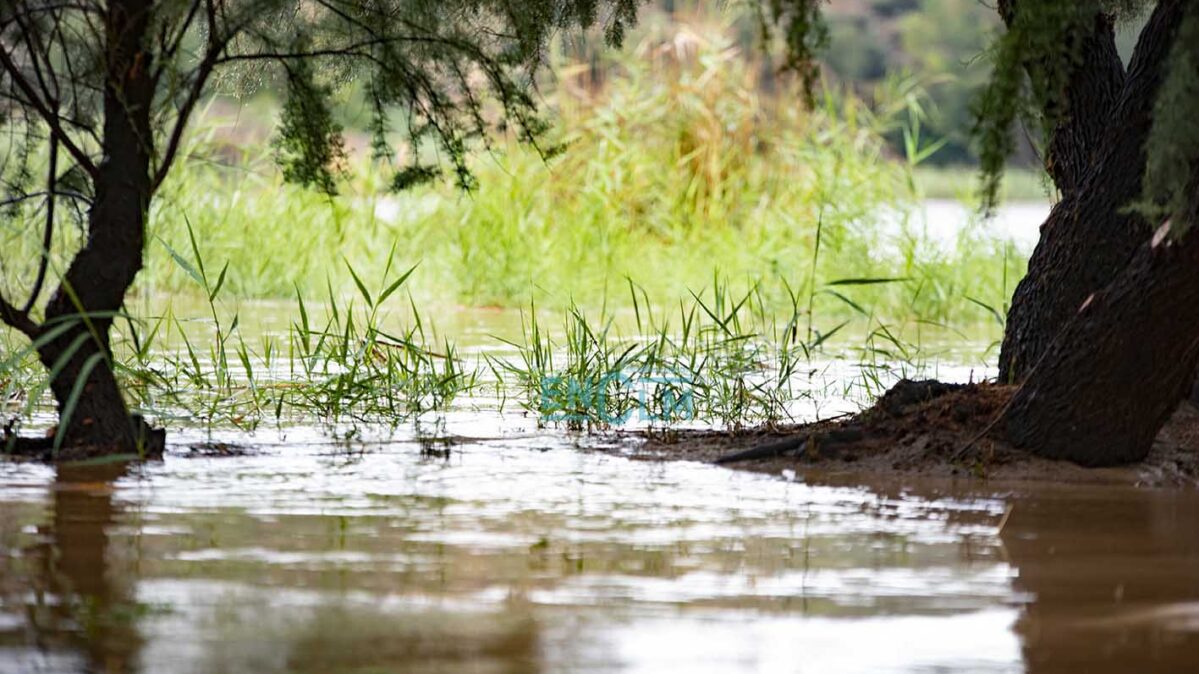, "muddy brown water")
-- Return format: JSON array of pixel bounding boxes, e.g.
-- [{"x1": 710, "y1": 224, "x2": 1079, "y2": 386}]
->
[
  {"x1": 2, "y1": 194, "x2": 1194, "y2": 674},
  {"x1": 2, "y1": 414, "x2": 1198, "y2": 674}
]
